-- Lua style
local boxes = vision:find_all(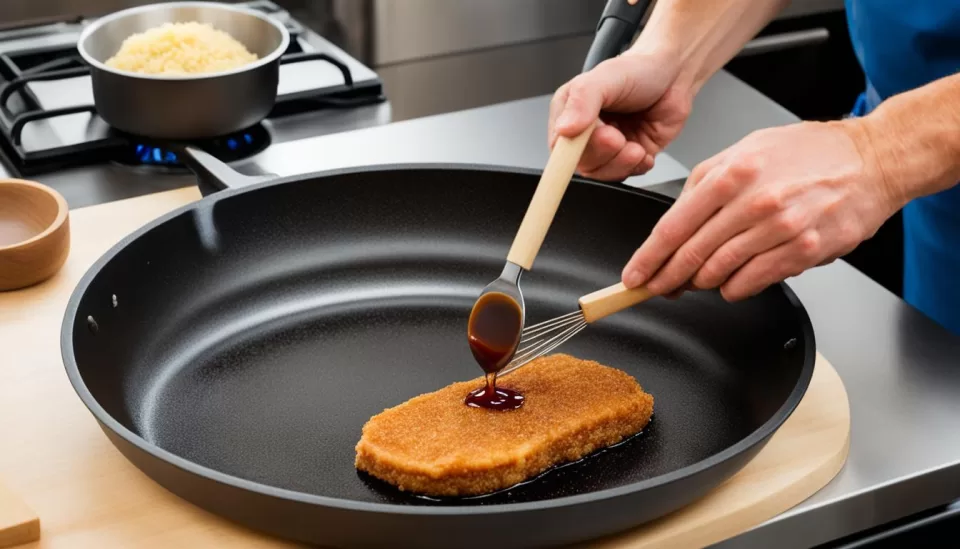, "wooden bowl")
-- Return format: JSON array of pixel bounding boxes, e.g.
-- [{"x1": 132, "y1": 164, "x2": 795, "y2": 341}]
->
[{"x1": 0, "y1": 179, "x2": 70, "y2": 291}]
